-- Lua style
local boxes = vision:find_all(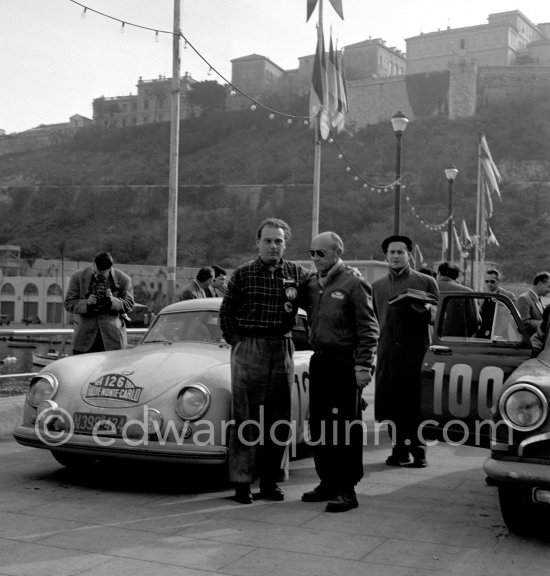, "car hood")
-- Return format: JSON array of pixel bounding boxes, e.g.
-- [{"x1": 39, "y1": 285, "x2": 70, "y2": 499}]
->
[{"x1": 43, "y1": 342, "x2": 231, "y2": 408}]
